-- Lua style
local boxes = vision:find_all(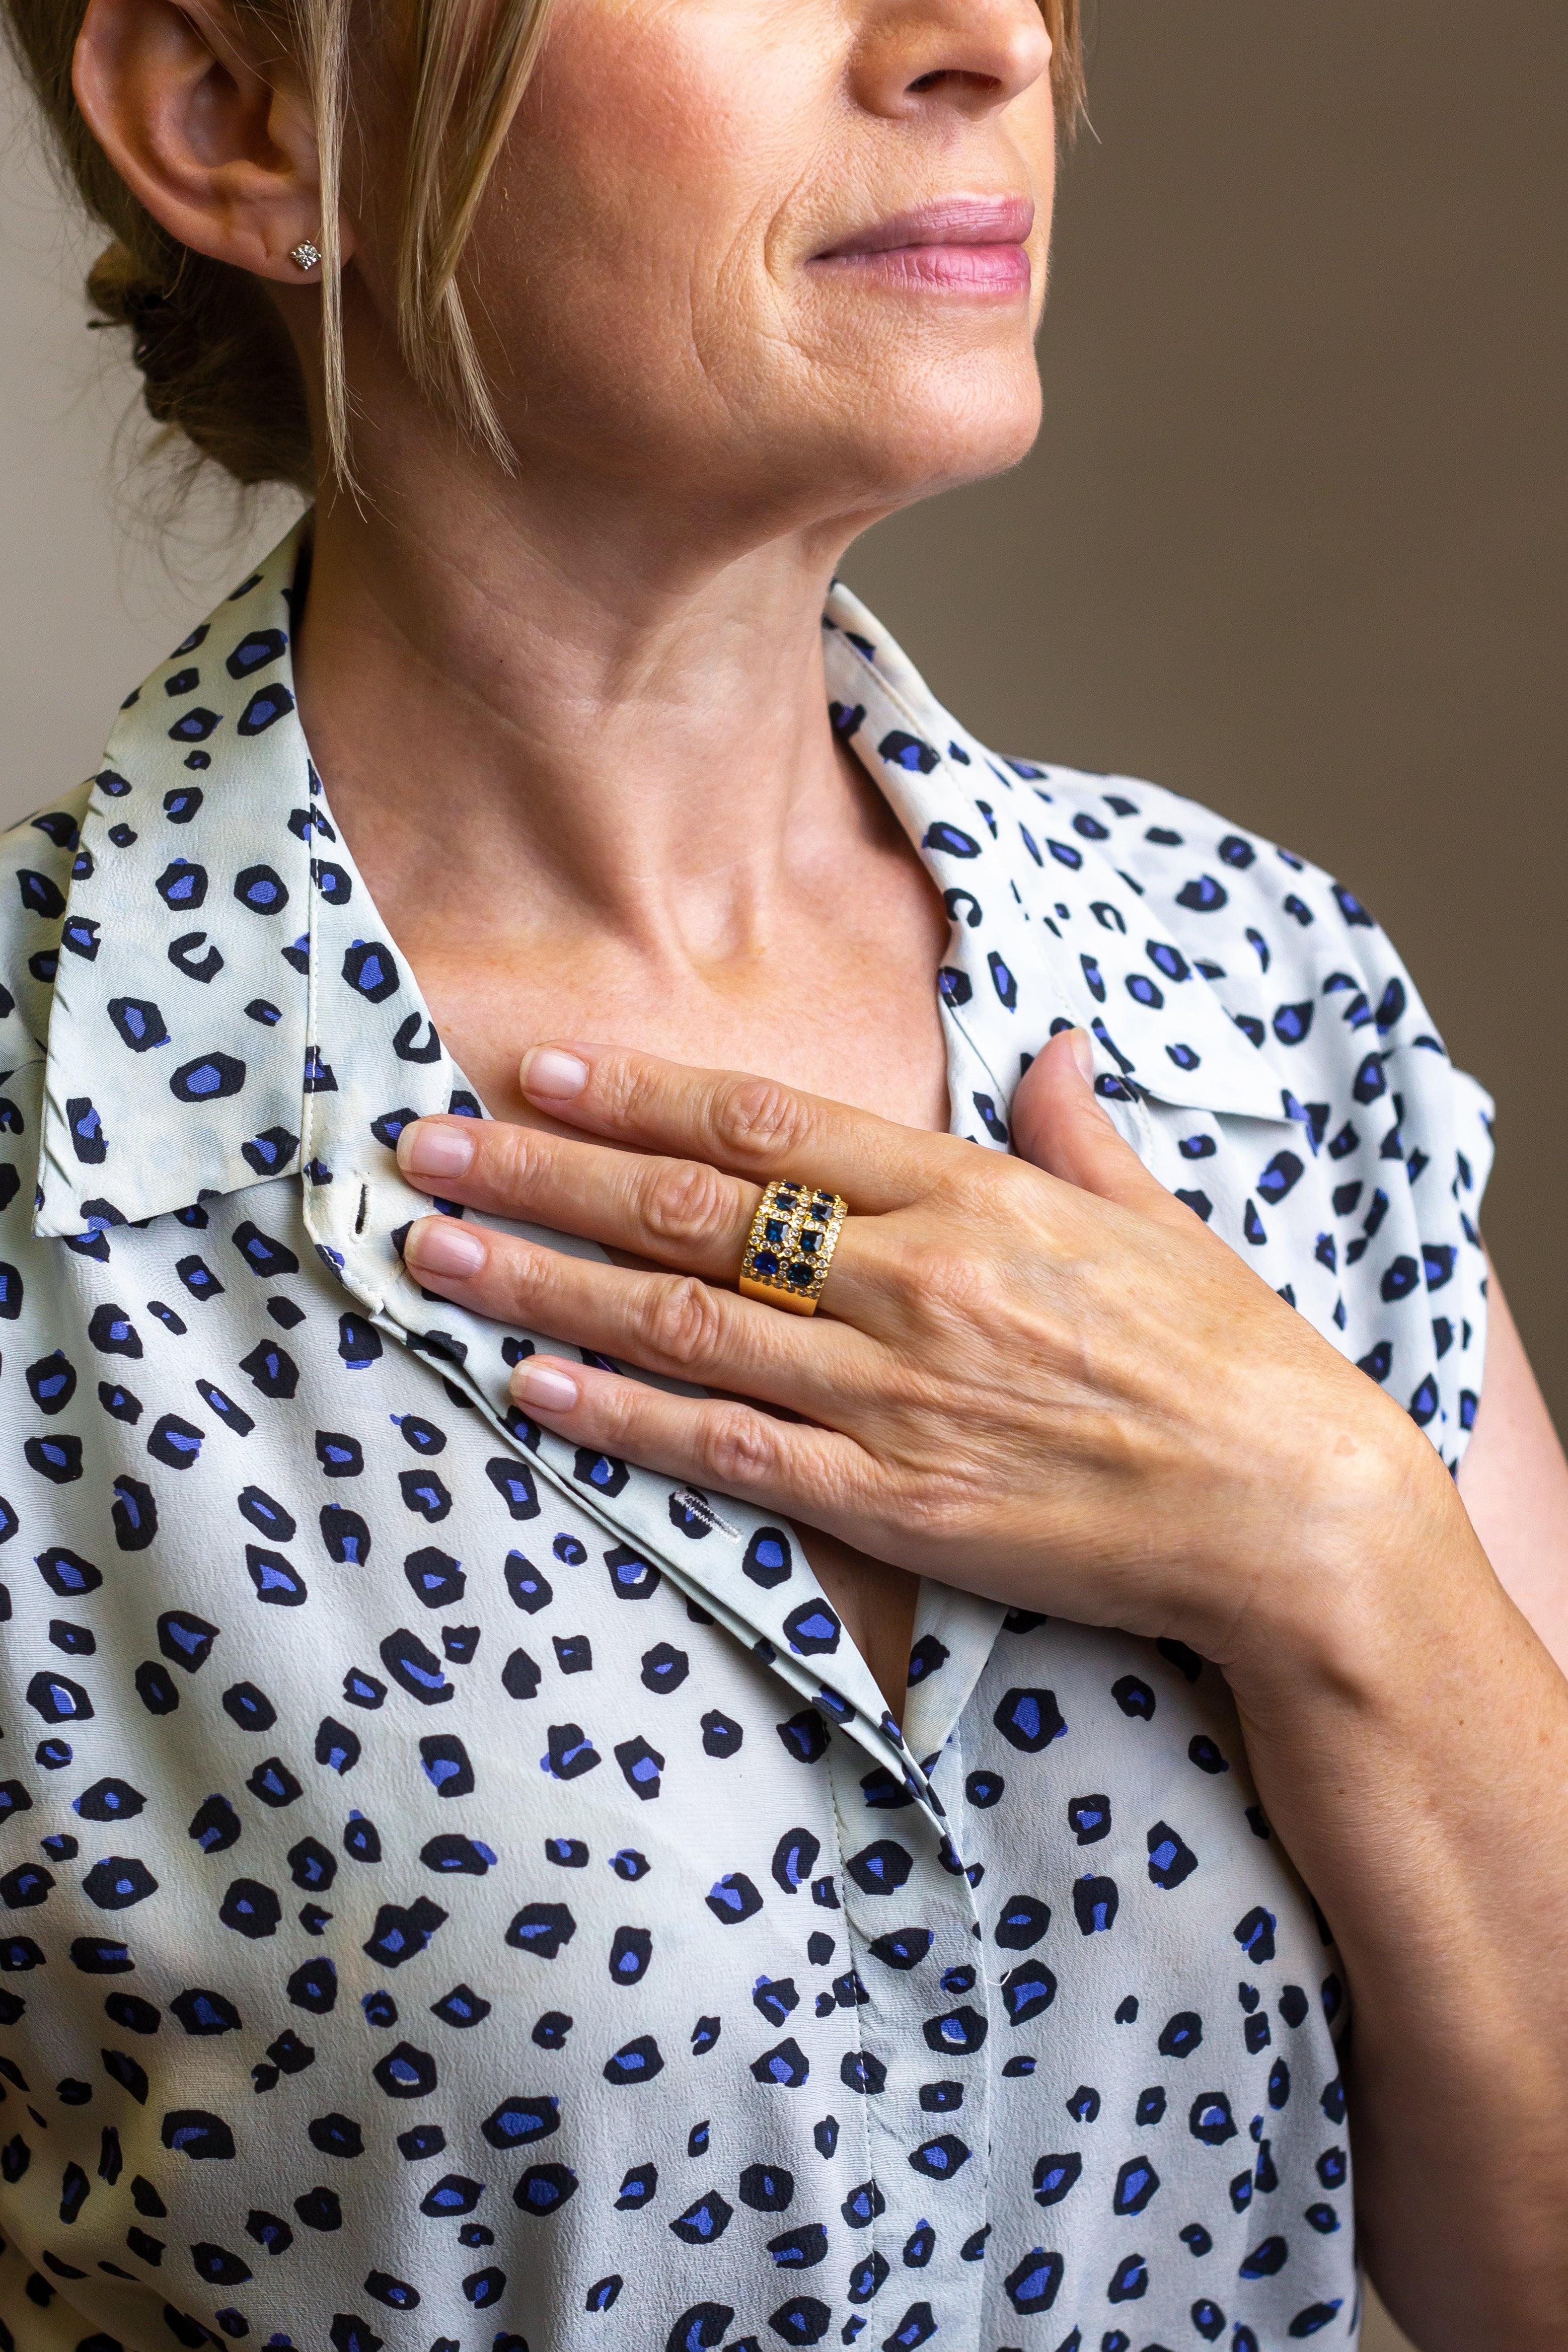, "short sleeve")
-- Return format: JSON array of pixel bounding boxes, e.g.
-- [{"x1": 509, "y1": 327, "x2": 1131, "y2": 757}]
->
[{"x1": 1048, "y1": 765, "x2": 1497, "y2": 1472}]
